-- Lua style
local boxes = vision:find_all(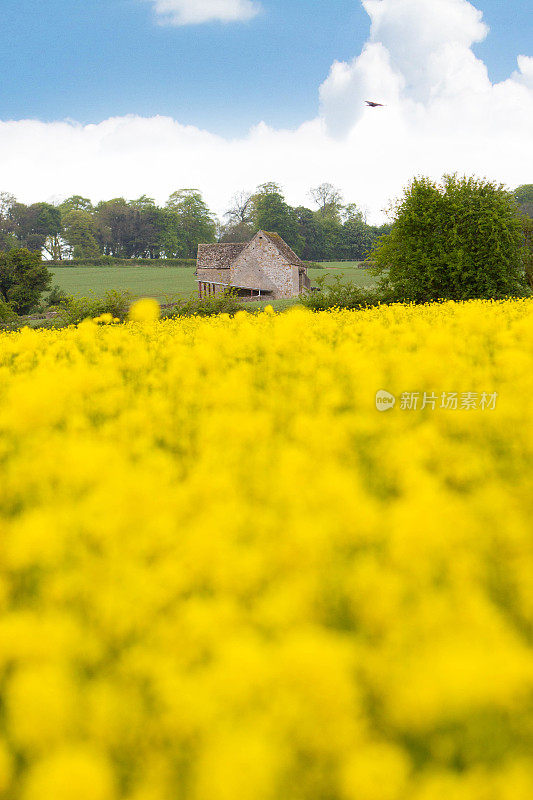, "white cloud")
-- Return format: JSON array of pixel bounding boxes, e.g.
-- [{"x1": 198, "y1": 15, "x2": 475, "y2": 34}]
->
[
  {"x1": 320, "y1": 0, "x2": 493, "y2": 133},
  {"x1": 1, "y1": 0, "x2": 531, "y2": 224},
  {"x1": 363, "y1": 0, "x2": 488, "y2": 100},
  {"x1": 319, "y1": 42, "x2": 404, "y2": 136},
  {"x1": 513, "y1": 55, "x2": 533, "y2": 90},
  {"x1": 148, "y1": 0, "x2": 261, "y2": 26}
]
